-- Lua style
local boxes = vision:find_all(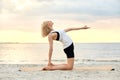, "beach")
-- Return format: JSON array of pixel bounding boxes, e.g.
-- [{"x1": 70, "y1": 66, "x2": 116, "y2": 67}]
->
[
  {"x1": 0, "y1": 43, "x2": 120, "y2": 80},
  {"x1": 0, "y1": 62, "x2": 120, "y2": 80}
]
